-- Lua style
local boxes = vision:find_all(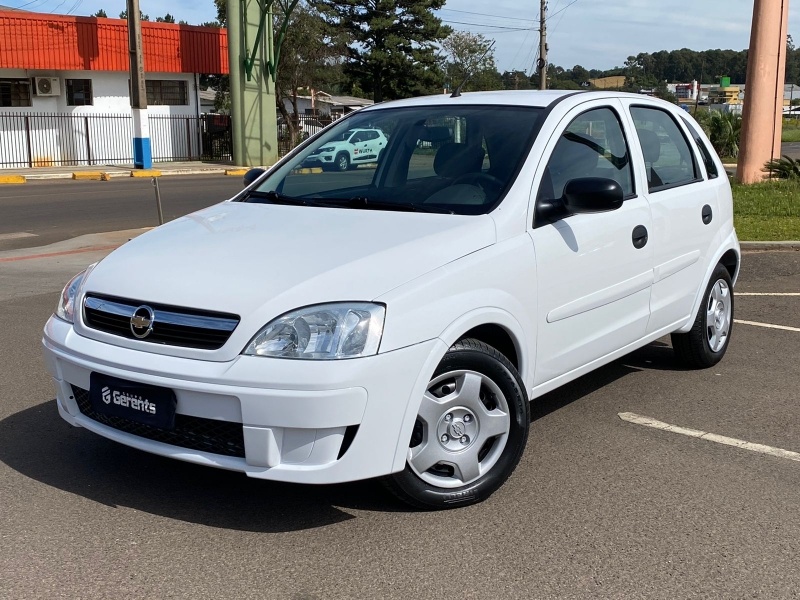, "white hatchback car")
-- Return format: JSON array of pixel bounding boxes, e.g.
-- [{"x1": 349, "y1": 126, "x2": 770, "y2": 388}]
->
[
  {"x1": 43, "y1": 91, "x2": 739, "y2": 509},
  {"x1": 302, "y1": 127, "x2": 388, "y2": 171}
]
